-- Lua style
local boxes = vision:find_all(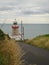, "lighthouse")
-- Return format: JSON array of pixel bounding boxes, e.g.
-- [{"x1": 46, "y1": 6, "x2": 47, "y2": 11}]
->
[
  {"x1": 10, "y1": 20, "x2": 24, "y2": 40},
  {"x1": 12, "y1": 22, "x2": 19, "y2": 36},
  {"x1": 11, "y1": 20, "x2": 21, "y2": 40}
]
